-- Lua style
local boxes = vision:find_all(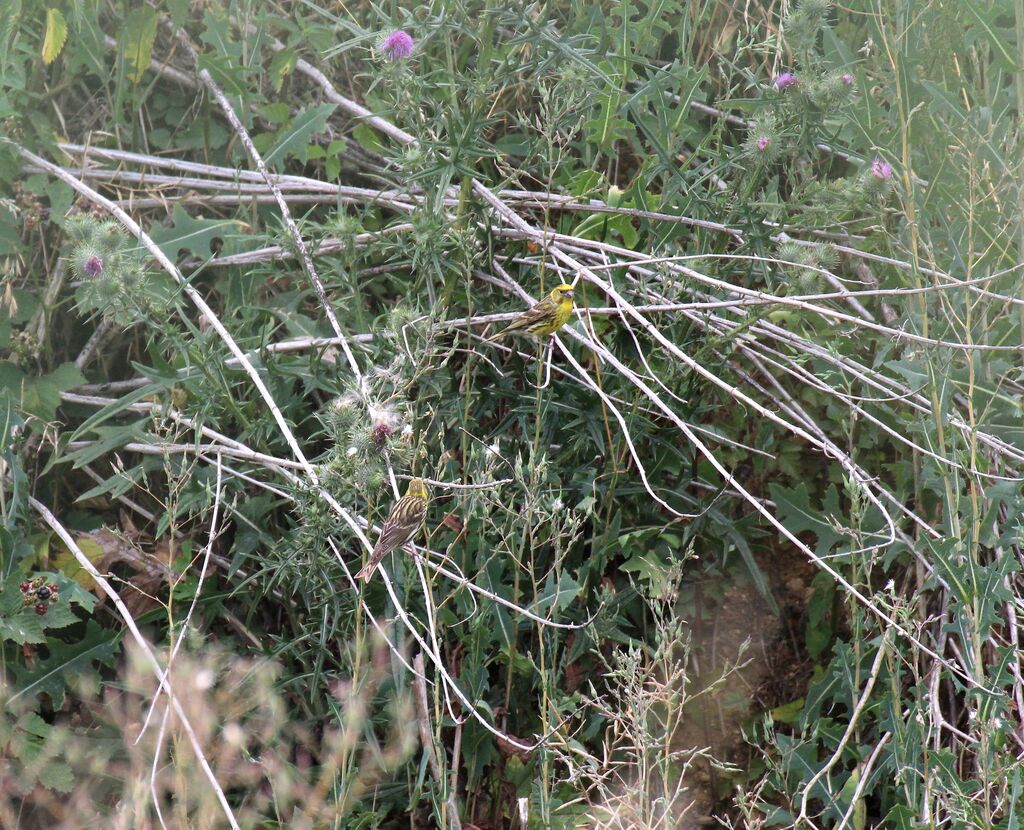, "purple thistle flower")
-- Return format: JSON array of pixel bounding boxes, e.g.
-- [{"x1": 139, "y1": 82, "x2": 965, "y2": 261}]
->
[
  {"x1": 756, "y1": 136, "x2": 771, "y2": 152},
  {"x1": 84, "y1": 255, "x2": 103, "y2": 277},
  {"x1": 773, "y1": 72, "x2": 797, "y2": 90},
  {"x1": 841, "y1": 72, "x2": 854, "y2": 86},
  {"x1": 870, "y1": 157, "x2": 893, "y2": 180},
  {"x1": 381, "y1": 30, "x2": 414, "y2": 61}
]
